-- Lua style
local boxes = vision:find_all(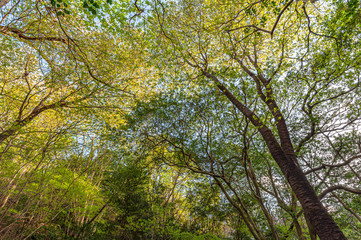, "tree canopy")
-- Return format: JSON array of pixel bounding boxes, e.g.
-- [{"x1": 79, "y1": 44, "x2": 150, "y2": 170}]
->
[{"x1": 1, "y1": 0, "x2": 361, "y2": 239}]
